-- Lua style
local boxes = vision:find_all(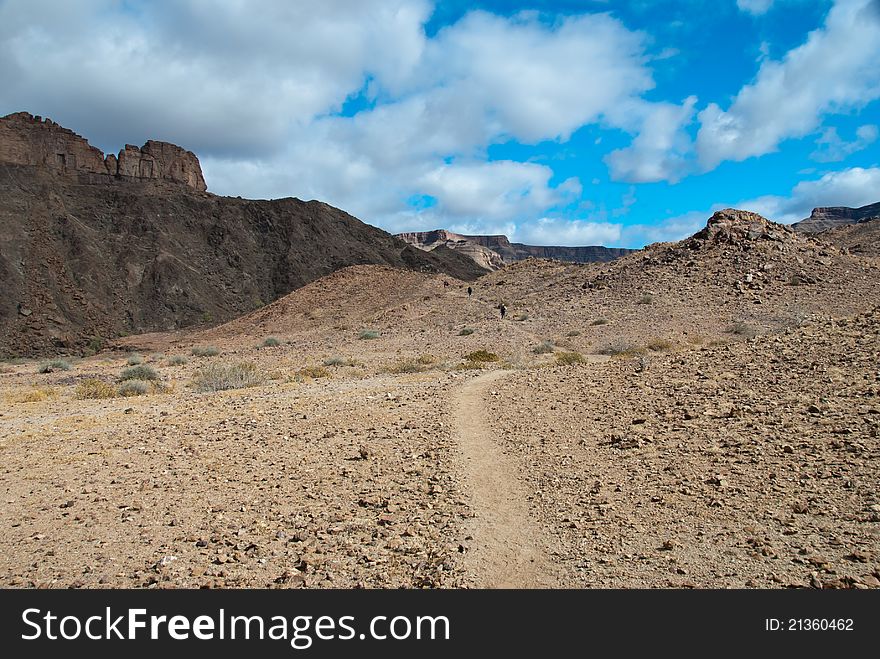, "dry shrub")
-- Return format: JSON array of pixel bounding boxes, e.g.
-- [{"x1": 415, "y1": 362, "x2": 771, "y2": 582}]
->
[
  {"x1": 75, "y1": 379, "x2": 118, "y2": 399},
  {"x1": 118, "y1": 379, "x2": 150, "y2": 397},
  {"x1": 555, "y1": 351, "x2": 586, "y2": 366},
  {"x1": 7, "y1": 387, "x2": 57, "y2": 403},
  {"x1": 192, "y1": 362, "x2": 265, "y2": 392},
  {"x1": 463, "y1": 350, "x2": 499, "y2": 363},
  {"x1": 119, "y1": 365, "x2": 159, "y2": 381},
  {"x1": 296, "y1": 366, "x2": 331, "y2": 380}
]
